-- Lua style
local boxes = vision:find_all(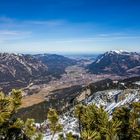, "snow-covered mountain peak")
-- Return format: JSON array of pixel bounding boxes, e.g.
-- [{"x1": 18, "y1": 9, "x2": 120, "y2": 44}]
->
[{"x1": 106, "y1": 50, "x2": 128, "y2": 55}]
